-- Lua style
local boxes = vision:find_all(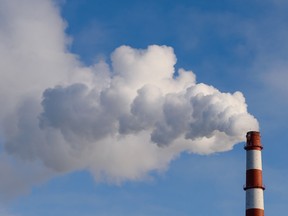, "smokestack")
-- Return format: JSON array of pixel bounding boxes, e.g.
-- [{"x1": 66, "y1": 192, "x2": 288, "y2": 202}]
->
[{"x1": 244, "y1": 131, "x2": 265, "y2": 216}]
